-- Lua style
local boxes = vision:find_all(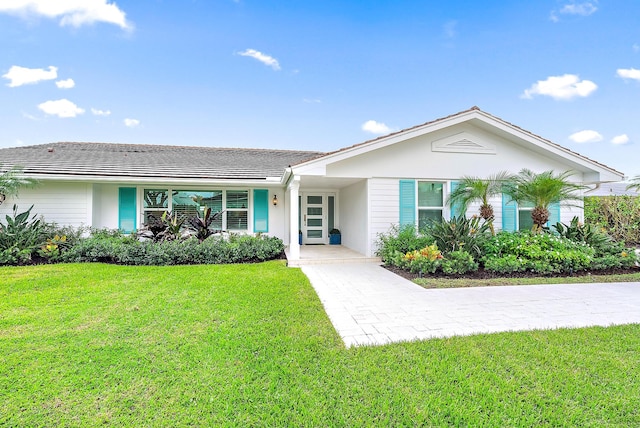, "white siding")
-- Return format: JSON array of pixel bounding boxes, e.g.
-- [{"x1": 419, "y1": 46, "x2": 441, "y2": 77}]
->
[
  {"x1": 92, "y1": 184, "x2": 120, "y2": 230},
  {"x1": 339, "y1": 180, "x2": 368, "y2": 255},
  {"x1": 369, "y1": 178, "x2": 400, "y2": 257},
  {"x1": 0, "y1": 182, "x2": 91, "y2": 228}
]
